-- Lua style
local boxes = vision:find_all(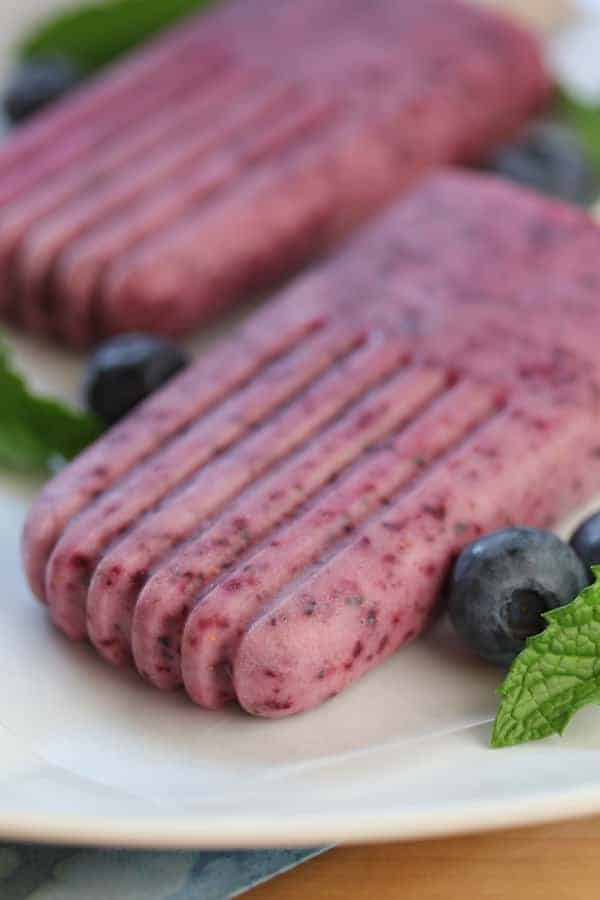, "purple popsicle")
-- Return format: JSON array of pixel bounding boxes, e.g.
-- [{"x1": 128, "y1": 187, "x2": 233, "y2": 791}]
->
[
  {"x1": 22, "y1": 171, "x2": 600, "y2": 718},
  {"x1": 2, "y1": 0, "x2": 550, "y2": 344}
]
